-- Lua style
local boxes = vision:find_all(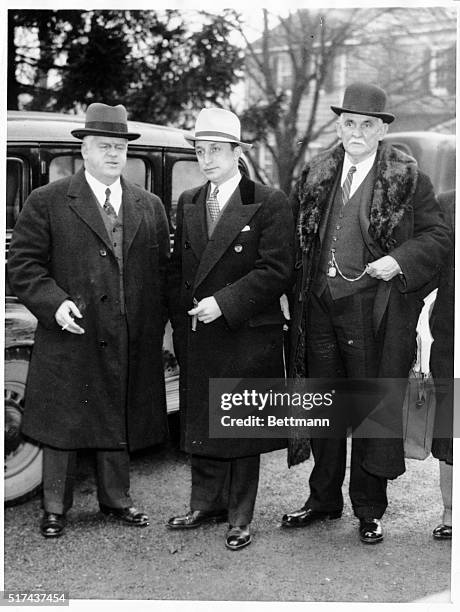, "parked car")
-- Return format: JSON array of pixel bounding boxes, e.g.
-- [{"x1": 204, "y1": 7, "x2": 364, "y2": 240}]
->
[
  {"x1": 4, "y1": 110, "x2": 254, "y2": 505},
  {"x1": 383, "y1": 131, "x2": 455, "y2": 195}
]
